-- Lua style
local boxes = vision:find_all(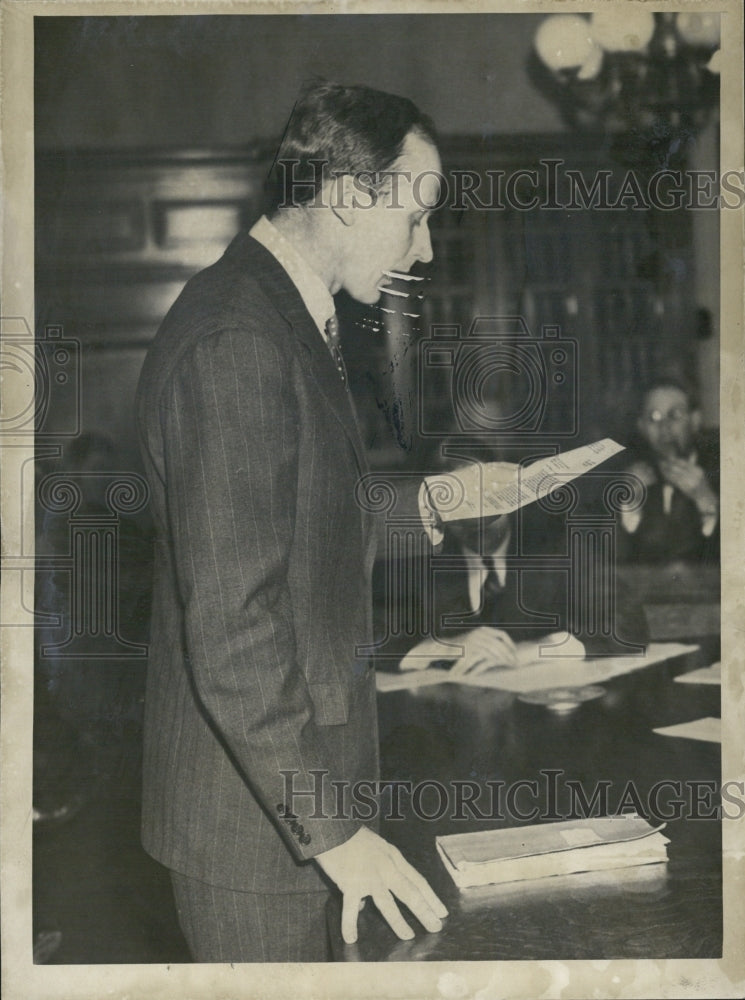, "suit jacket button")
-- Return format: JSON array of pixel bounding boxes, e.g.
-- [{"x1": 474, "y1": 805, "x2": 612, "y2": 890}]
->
[{"x1": 301, "y1": 833, "x2": 311, "y2": 846}]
